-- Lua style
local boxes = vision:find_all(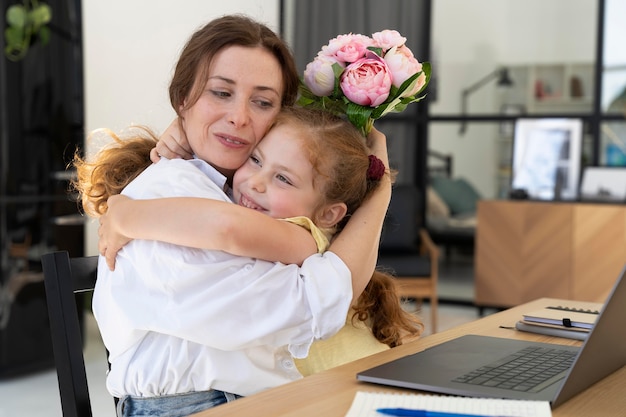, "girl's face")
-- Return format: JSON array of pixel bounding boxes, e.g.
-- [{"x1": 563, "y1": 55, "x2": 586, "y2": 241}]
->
[
  {"x1": 232, "y1": 123, "x2": 322, "y2": 221},
  {"x1": 180, "y1": 45, "x2": 284, "y2": 179}
]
